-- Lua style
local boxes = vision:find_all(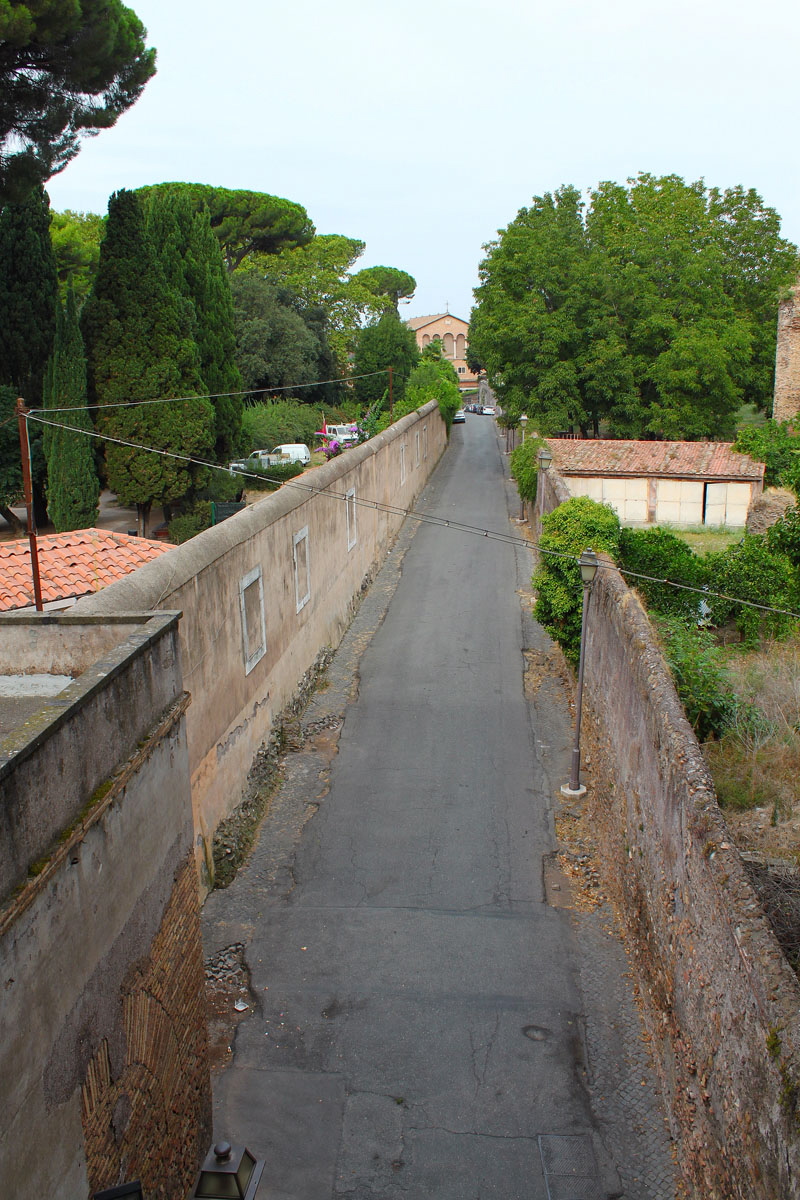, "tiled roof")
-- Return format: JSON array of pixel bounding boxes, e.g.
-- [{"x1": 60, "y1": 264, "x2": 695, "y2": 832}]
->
[
  {"x1": 406, "y1": 312, "x2": 468, "y2": 331},
  {"x1": 0, "y1": 528, "x2": 172, "y2": 612},
  {"x1": 546, "y1": 440, "x2": 765, "y2": 482}
]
